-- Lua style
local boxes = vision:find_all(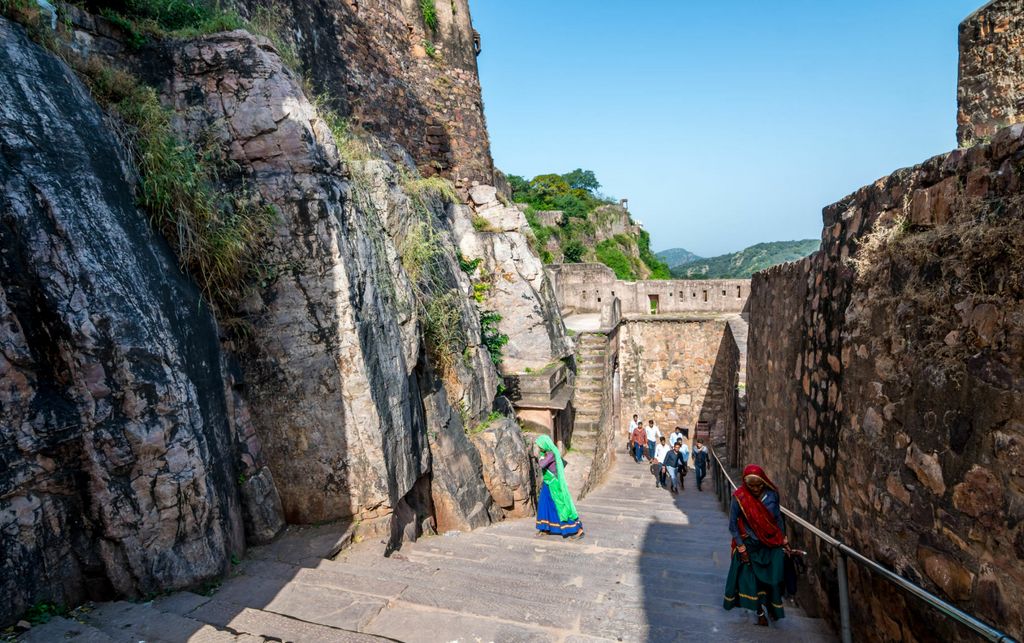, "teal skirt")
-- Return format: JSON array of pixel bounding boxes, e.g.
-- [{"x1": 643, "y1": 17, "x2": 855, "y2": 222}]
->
[{"x1": 722, "y1": 540, "x2": 786, "y2": 620}]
